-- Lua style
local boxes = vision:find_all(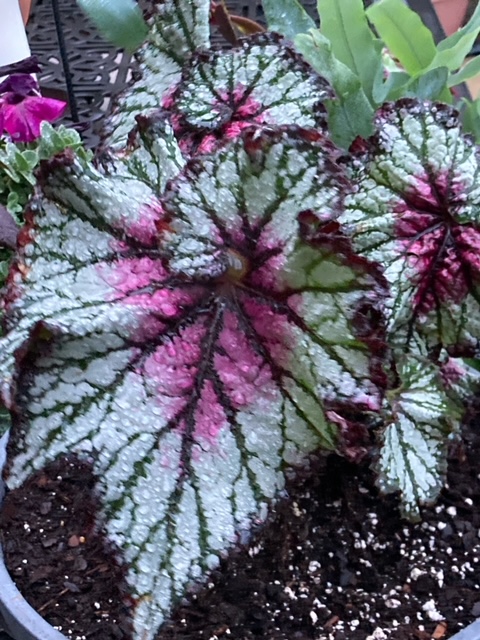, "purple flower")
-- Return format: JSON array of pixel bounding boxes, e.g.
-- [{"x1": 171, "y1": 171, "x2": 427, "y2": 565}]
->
[{"x1": 0, "y1": 73, "x2": 66, "y2": 143}]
